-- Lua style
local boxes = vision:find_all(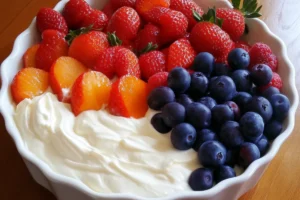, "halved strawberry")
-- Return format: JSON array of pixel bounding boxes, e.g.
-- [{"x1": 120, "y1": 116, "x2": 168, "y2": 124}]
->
[
  {"x1": 50, "y1": 57, "x2": 88, "y2": 102},
  {"x1": 139, "y1": 50, "x2": 166, "y2": 80},
  {"x1": 108, "y1": 75, "x2": 148, "y2": 118},
  {"x1": 136, "y1": 0, "x2": 170, "y2": 18},
  {"x1": 23, "y1": 44, "x2": 40, "y2": 68},
  {"x1": 11, "y1": 68, "x2": 49, "y2": 104},
  {"x1": 71, "y1": 71, "x2": 112, "y2": 116}
]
